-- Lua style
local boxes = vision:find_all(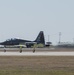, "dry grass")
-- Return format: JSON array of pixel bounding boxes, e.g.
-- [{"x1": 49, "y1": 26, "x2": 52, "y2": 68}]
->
[{"x1": 0, "y1": 56, "x2": 74, "y2": 75}]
